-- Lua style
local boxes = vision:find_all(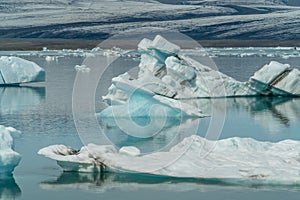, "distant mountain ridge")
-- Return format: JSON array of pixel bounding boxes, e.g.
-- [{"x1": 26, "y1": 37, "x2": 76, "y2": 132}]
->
[
  {"x1": 0, "y1": 0, "x2": 299, "y2": 40},
  {"x1": 157, "y1": 0, "x2": 300, "y2": 6}
]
